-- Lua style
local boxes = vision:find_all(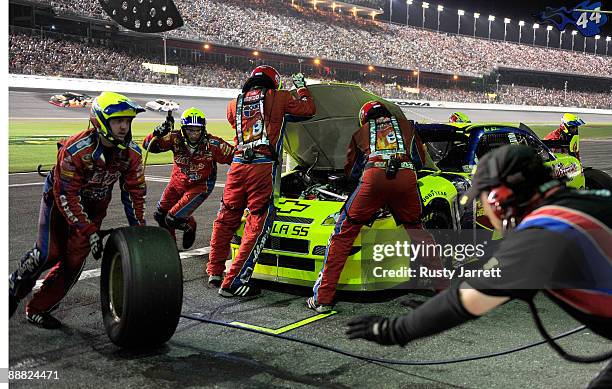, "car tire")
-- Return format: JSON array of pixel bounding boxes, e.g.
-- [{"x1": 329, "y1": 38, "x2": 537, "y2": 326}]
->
[
  {"x1": 100, "y1": 226, "x2": 183, "y2": 348},
  {"x1": 584, "y1": 168, "x2": 612, "y2": 191},
  {"x1": 423, "y1": 207, "x2": 453, "y2": 230}
]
